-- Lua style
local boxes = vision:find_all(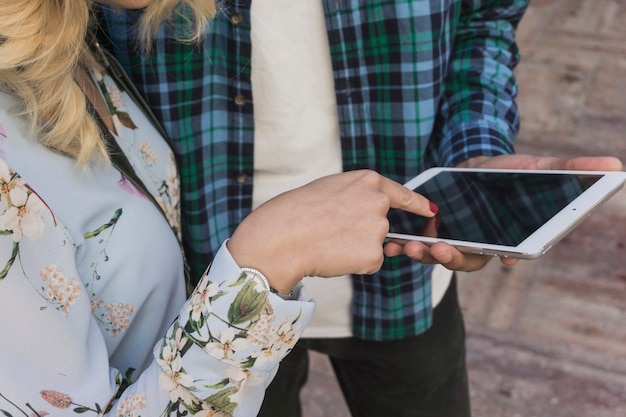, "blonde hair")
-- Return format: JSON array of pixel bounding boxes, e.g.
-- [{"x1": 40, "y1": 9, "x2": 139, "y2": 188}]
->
[
  {"x1": 137, "y1": 0, "x2": 216, "y2": 51},
  {"x1": 0, "y1": 0, "x2": 215, "y2": 165}
]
